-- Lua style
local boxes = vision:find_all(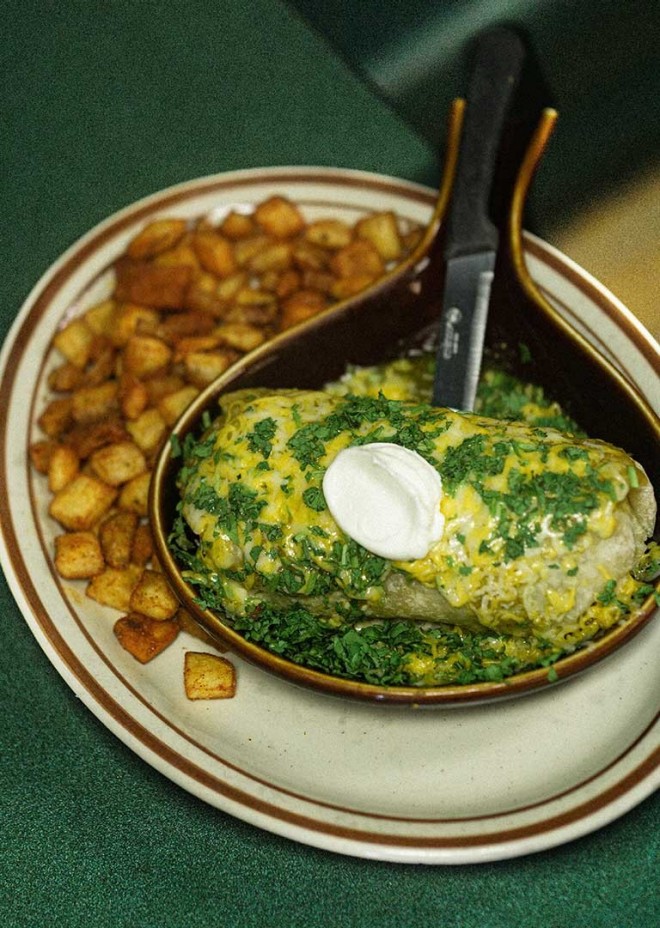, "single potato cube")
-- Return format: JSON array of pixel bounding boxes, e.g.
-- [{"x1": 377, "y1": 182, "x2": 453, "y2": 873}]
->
[
  {"x1": 123, "y1": 334, "x2": 173, "y2": 379},
  {"x1": 214, "y1": 322, "x2": 265, "y2": 353},
  {"x1": 114, "y1": 257, "x2": 192, "y2": 309},
  {"x1": 54, "y1": 531, "x2": 105, "y2": 579},
  {"x1": 220, "y1": 210, "x2": 256, "y2": 240},
  {"x1": 355, "y1": 211, "x2": 402, "y2": 261},
  {"x1": 38, "y1": 396, "x2": 74, "y2": 438},
  {"x1": 53, "y1": 318, "x2": 95, "y2": 368},
  {"x1": 131, "y1": 522, "x2": 154, "y2": 566},
  {"x1": 48, "y1": 361, "x2": 84, "y2": 393},
  {"x1": 129, "y1": 568, "x2": 179, "y2": 620},
  {"x1": 89, "y1": 440, "x2": 147, "y2": 486},
  {"x1": 71, "y1": 381, "x2": 119, "y2": 425},
  {"x1": 158, "y1": 385, "x2": 199, "y2": 426},
  {"x1": 118, "y1": 471, "x2": 152, "y2": 516},
  {"x1": 184, "y1": 652, "x2": 236, "y2": 700},
  {"x1": 330, "y1": 239, "x2": 384, "y2": 279},
  {"x1": 126, "y1": 218, "x2": 188, "y2": 260},
  {"x1": 111, "y1": 303, "x2": 160, "y2": 347},
  {"x1": 29, "y1": 439, "x2": 56, "y2": 474},
  {"x1": 254, "y1": 196, "x2": 305, "y2": 239},
  {"x1": 192, "y1": 231, "x2": 237, "y2": 278},
  {"x1": 86, "y1": 564, "x2": 143, "y2": 611},
  {"x1": 114, "y1": 612, "x2": 180, "y2": 663},
  {"x1": 304, "y1": 219, "x2": 353, "y2": 250},
  {"x1": 119, "y1": 373, "x2": 149, "y2": 421},
  {"x1": 84, "y1": 299, "x2": 117, "y2": 337},
  {"x1": 182, "y1": 350, "x2": 237, "y2": 388},
  {"x1": 47, "y1": 444, "x2": 79, "y2": 493},
  {"x1": 99, "y1": 510, "x2": 138, "y2": 568},
  {"x1": 125, "y1": 407, "x2": 167, "y2": 455},
  {"x1": 49, "y1": 474, "x2": 117, "y2": 531},
  {"x1": 280, "y1": 289, "x2": 326, "y2": 329}
]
